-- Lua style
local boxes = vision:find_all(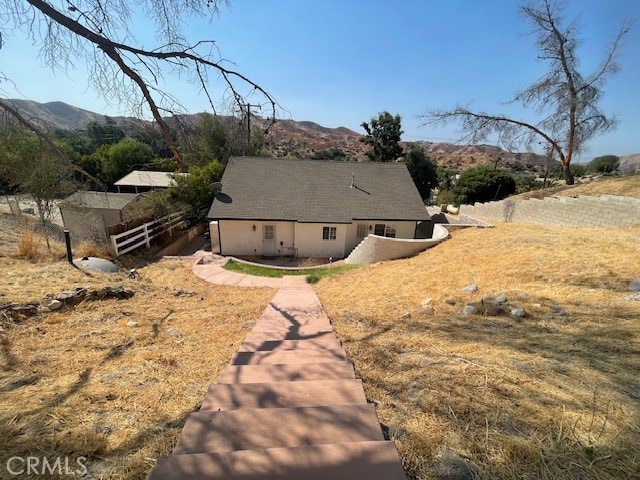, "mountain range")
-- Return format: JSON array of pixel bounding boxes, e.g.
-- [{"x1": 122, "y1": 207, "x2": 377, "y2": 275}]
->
[{"x1": 3, "y1": 99, "x2": 564, "y2": 171}]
